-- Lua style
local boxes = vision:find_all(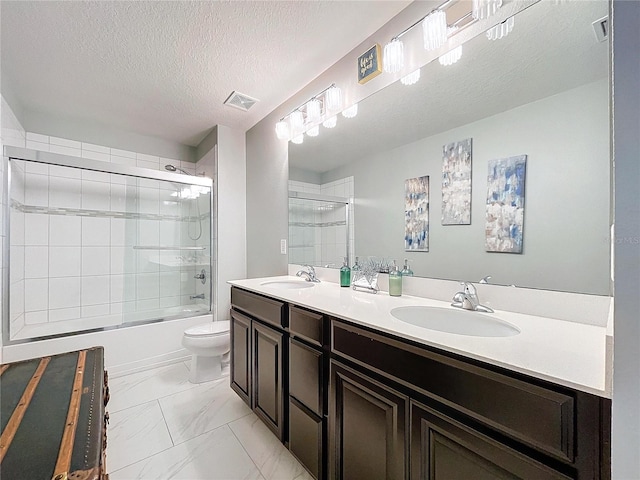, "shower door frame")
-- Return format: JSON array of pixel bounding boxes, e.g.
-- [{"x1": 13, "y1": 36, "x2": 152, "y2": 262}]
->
[{"x1": 2, "y1": 146, "x2": 214, "y2": 346}]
